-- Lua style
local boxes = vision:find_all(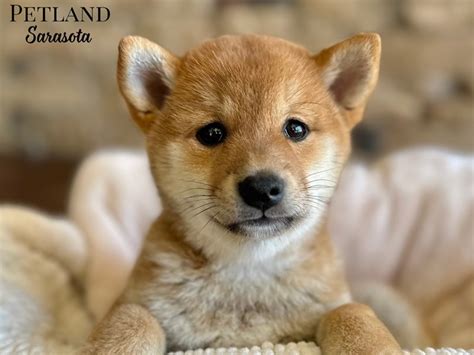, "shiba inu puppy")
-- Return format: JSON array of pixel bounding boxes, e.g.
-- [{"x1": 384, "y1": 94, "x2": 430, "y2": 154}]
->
[{"x1": 85, "y1": 33, "x2": 403, "y2": 354}]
